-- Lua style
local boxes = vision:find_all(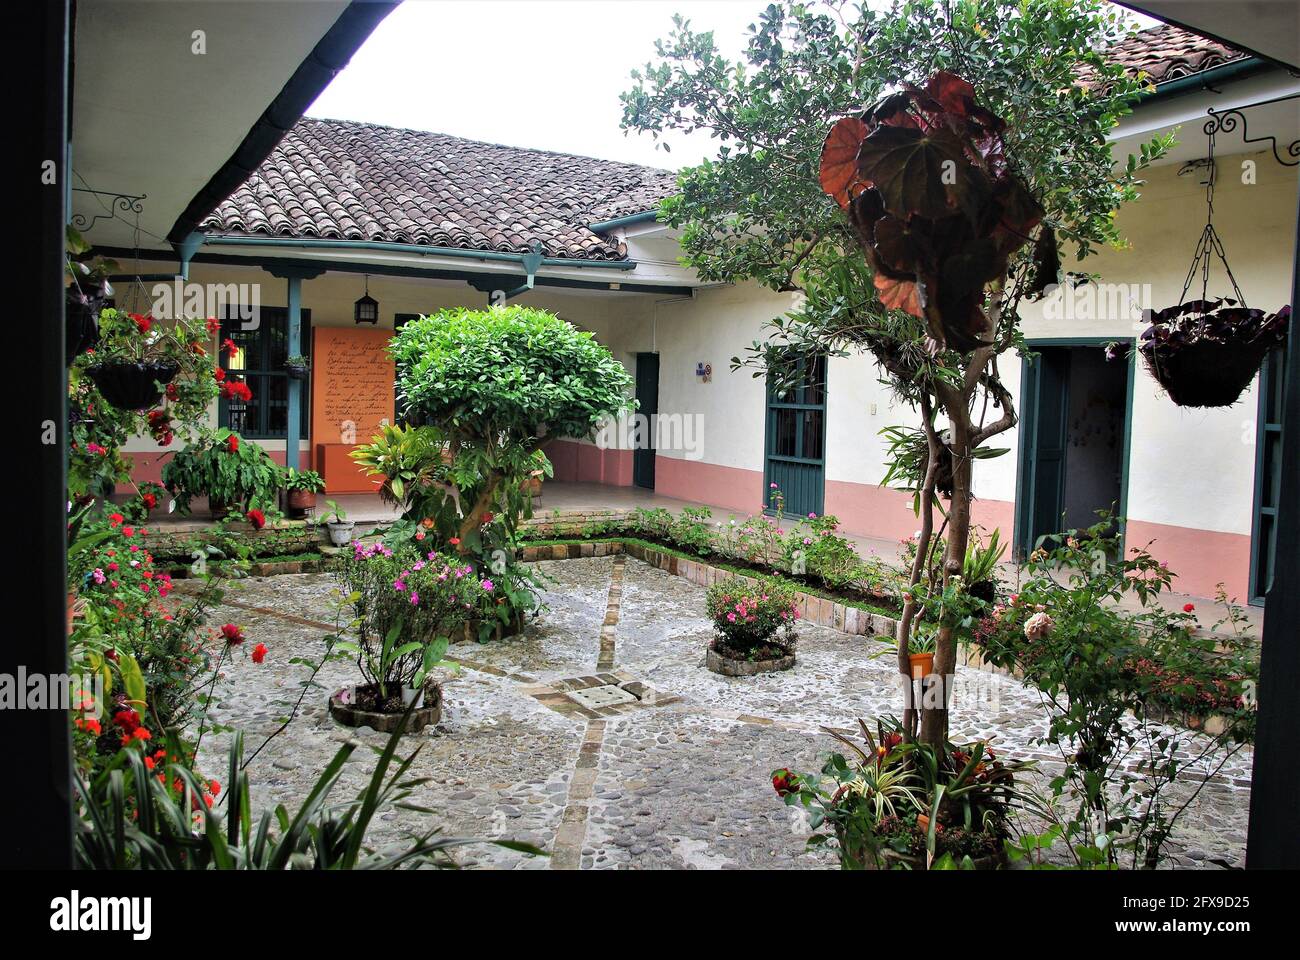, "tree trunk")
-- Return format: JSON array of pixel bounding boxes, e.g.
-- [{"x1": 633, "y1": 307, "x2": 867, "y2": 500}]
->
[{"x1": 919, "y1": 413, "x2": 974, "y2": 750}]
